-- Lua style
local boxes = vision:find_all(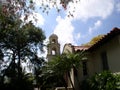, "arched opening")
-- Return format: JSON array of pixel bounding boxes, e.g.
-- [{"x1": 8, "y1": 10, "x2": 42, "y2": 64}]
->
[
  {"x1": 51, "y1": 39, "x2": 56, "y2": 43},
  {"x1": 52, "y1": 48, "x2": 56, "y2": 55}
]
